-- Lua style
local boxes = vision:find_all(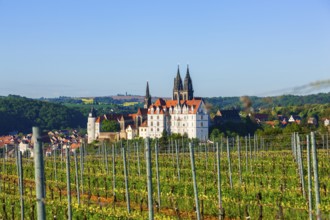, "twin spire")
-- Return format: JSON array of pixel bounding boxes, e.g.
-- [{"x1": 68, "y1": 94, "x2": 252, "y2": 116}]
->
[
  {"x1": 173, "y1": 65, "x2": 194, "y2": 101},
  {"x1": 144, "y1": 65, "x2": 194, "y2": 108}
]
